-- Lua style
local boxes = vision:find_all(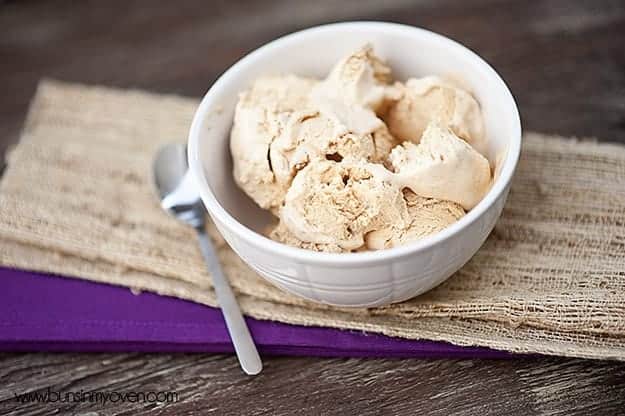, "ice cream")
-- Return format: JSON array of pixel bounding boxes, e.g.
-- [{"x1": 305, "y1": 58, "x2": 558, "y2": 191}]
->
[
  {"x1": 230, "y1": 74, "x2": 317, "y2": 212},
  {"x1": 310, "y1": 44, "x2": 398, "y2": 113},
  {"x1": 230, "y1": 45, "x2": 491, "y2": 253},
  {"x1": 269, "y1": 166, "x2": 466, "y2": 252},
  {"x1": 364, "y1": 189, "x2": 465, "y2": 250},
  {"x1": 384, "y1": 76, "x2": 488, "y2": 157},
  {"x1": 268, "y1": 221, "x2": 345, "y2": 253},
  {"x1": 230, "y1": 46, "x2": 400, "y2": 214},
  {"x1": 384, "y1": 122, "x2": 491, "y2": 210},
  {"x1": 279, "y1": 160, "x2": 409, "y2": 251}
]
